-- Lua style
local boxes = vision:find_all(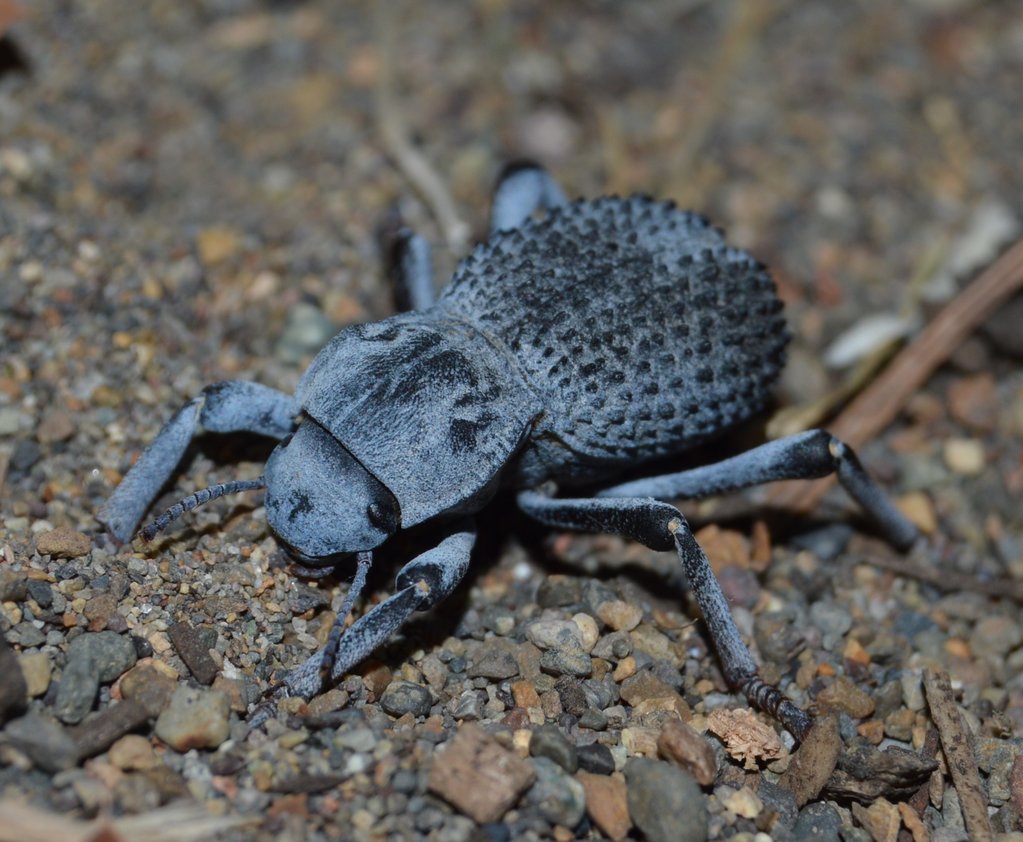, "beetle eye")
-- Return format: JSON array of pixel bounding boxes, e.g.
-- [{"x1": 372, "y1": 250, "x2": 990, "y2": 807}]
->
[{"x1": 366, "y1": 500, "x2": 398, "y2": 533}]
